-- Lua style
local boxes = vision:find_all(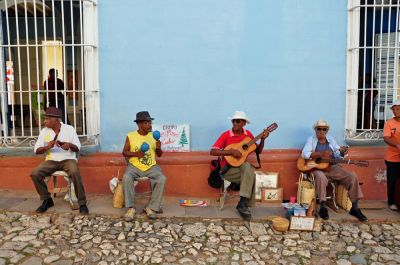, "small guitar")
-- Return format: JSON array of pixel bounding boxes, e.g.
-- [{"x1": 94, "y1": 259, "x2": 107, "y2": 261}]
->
[
  {"x1": 224, "y1": 123, "x2": 278, "y2": 167},
  {"x1": 297, "y1": 157, "x2": 369, "y2": 172}
]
